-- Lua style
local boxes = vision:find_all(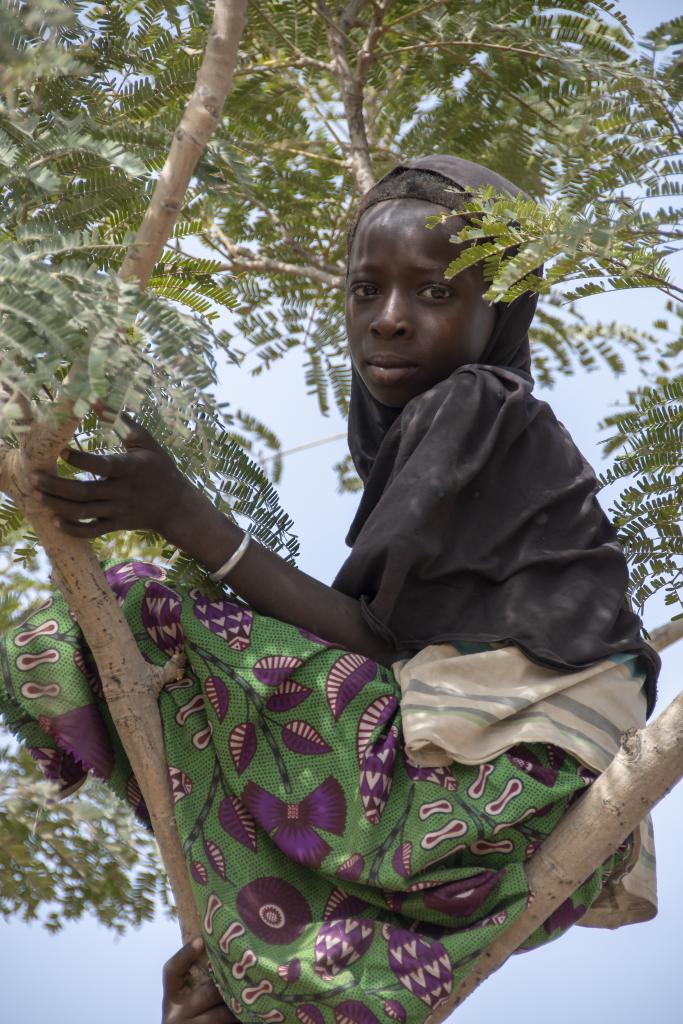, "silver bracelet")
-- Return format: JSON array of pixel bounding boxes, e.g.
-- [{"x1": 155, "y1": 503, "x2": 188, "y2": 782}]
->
[{"x1": 208, "y1": 531, "x2": 252, "y2": 583}]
